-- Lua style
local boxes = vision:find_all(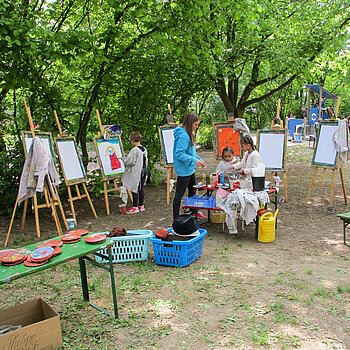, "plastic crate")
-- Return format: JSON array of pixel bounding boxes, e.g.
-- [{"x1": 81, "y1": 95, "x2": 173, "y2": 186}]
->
[
  {"x1": 94, "y1": 230, "x2": 153, "y2": 263},
  {"x1": 184, "y1": 194, "x2": 216, "y2": 208},
  {"x1": 150, "y1": 228, "x2": 207, "y2": 267}
]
